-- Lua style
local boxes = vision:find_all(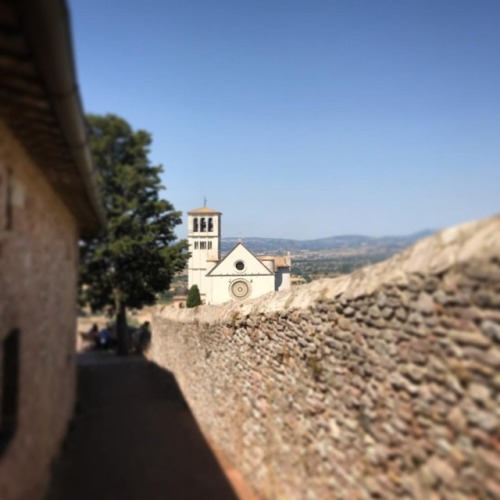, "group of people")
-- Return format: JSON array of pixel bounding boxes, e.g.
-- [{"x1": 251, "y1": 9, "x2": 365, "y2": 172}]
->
[
  {"x1": 85, "y1": 323, "x2": 115, "y2": 349},
  {"x1": 84, "y1": 321, "x2": 151, "y2": 353}
]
